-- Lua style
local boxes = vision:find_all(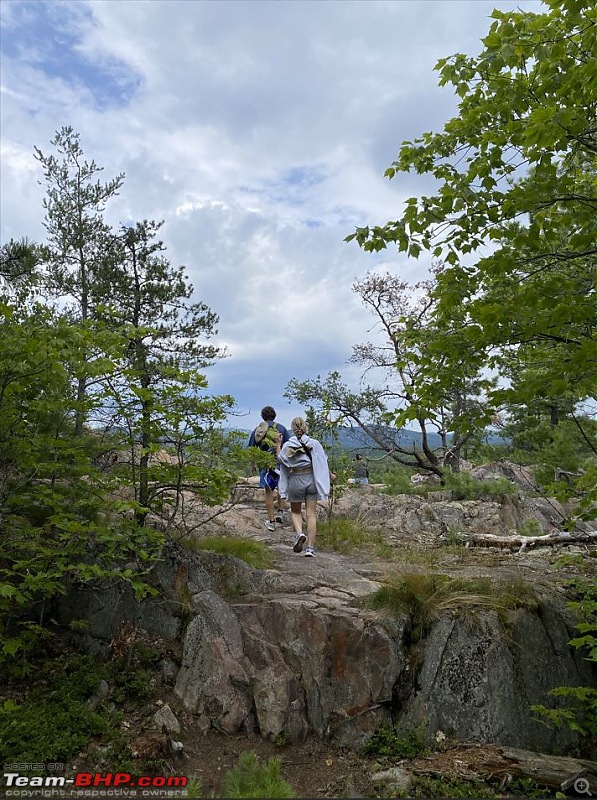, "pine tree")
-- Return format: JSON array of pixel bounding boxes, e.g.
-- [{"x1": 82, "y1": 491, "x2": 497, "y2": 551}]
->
[{"x1": 34, "y1": 126, "x2": 124, "y2": 435}]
